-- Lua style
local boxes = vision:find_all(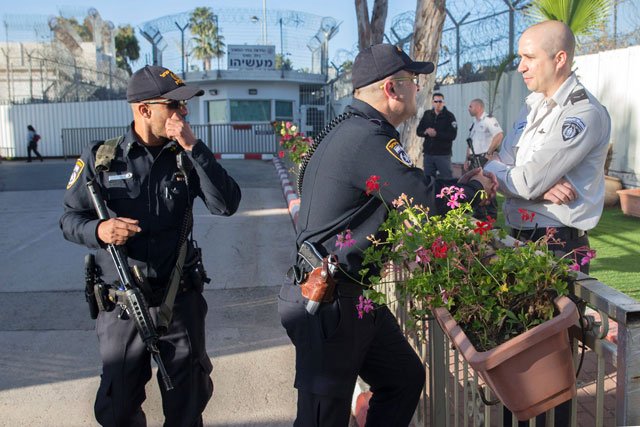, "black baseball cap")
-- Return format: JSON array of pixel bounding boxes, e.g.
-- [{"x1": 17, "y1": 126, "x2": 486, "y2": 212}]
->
[
  {"x1": 126, "y1": 65, "x2": 204, "y2": 103},
  {"x1": 352, "y1": 44, "x2": 435, "y2": 90}
]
